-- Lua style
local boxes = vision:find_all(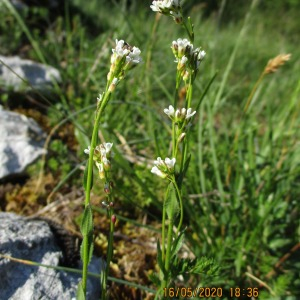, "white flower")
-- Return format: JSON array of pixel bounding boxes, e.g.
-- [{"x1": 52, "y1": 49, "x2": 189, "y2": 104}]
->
[
  {"x1": 172, "y1": 38, "x2": 193, "y2": 59},
  {"x1": 126, "y1": 47, "x2": 142, "y2": 65},
  {"x1": 110, "y1": 39, "x2": 142, "y2": 76},
  {"x1": 150, "y1": 0, "x2": 181, "y2": 13},
  {"x1": 111, "y1": 39, "x2": 130, "y2": 64},
  {"x1": 96, "y1": 162, "x2": 105, "y2": 179},
  {"x1": 97, "y1": 143, "x2": 113, "y2": 161},
  {"x1": 175, "y1": 107, "x2": 186, "y2": 119},
  {"x1": 151, "y1": 166, "x2": 167, "y2": 178},
  {"x1": 165, "y1": 157, "x2": 176, "y2": 169},
  {"x1": 151, "y1": 157, "x2": 176, "y2": 178},
  {"x1": 174, "y1": 107, "x2": 196, "y2": 121},
  {"x1": 186, "y1": 108, "x2": 196, "y2": 119},
  {"x1": 192, "y1": 48, "x2": 206, "y2": 70},
  {"x1": 177, "y1": 55, "x2": 188, "y2": 71},
  {"x1": 198, "y1": 50, "x2": 206, "y2": 60},
  {"x1": 164, "y1": 105, "x2": 175, "y2": 118},
  {"x1": 84, "y1": 146, "x2": 90, "y2": 155},
  {"x1": 95, "y1": 161, "x2": 104, "y2": 173},
  {"x1": 104, "y1": 142, "x2": 113, "y2": 153},
  {"x1": 102, "y1": 157, "x2": 111, "y2": 169}
]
